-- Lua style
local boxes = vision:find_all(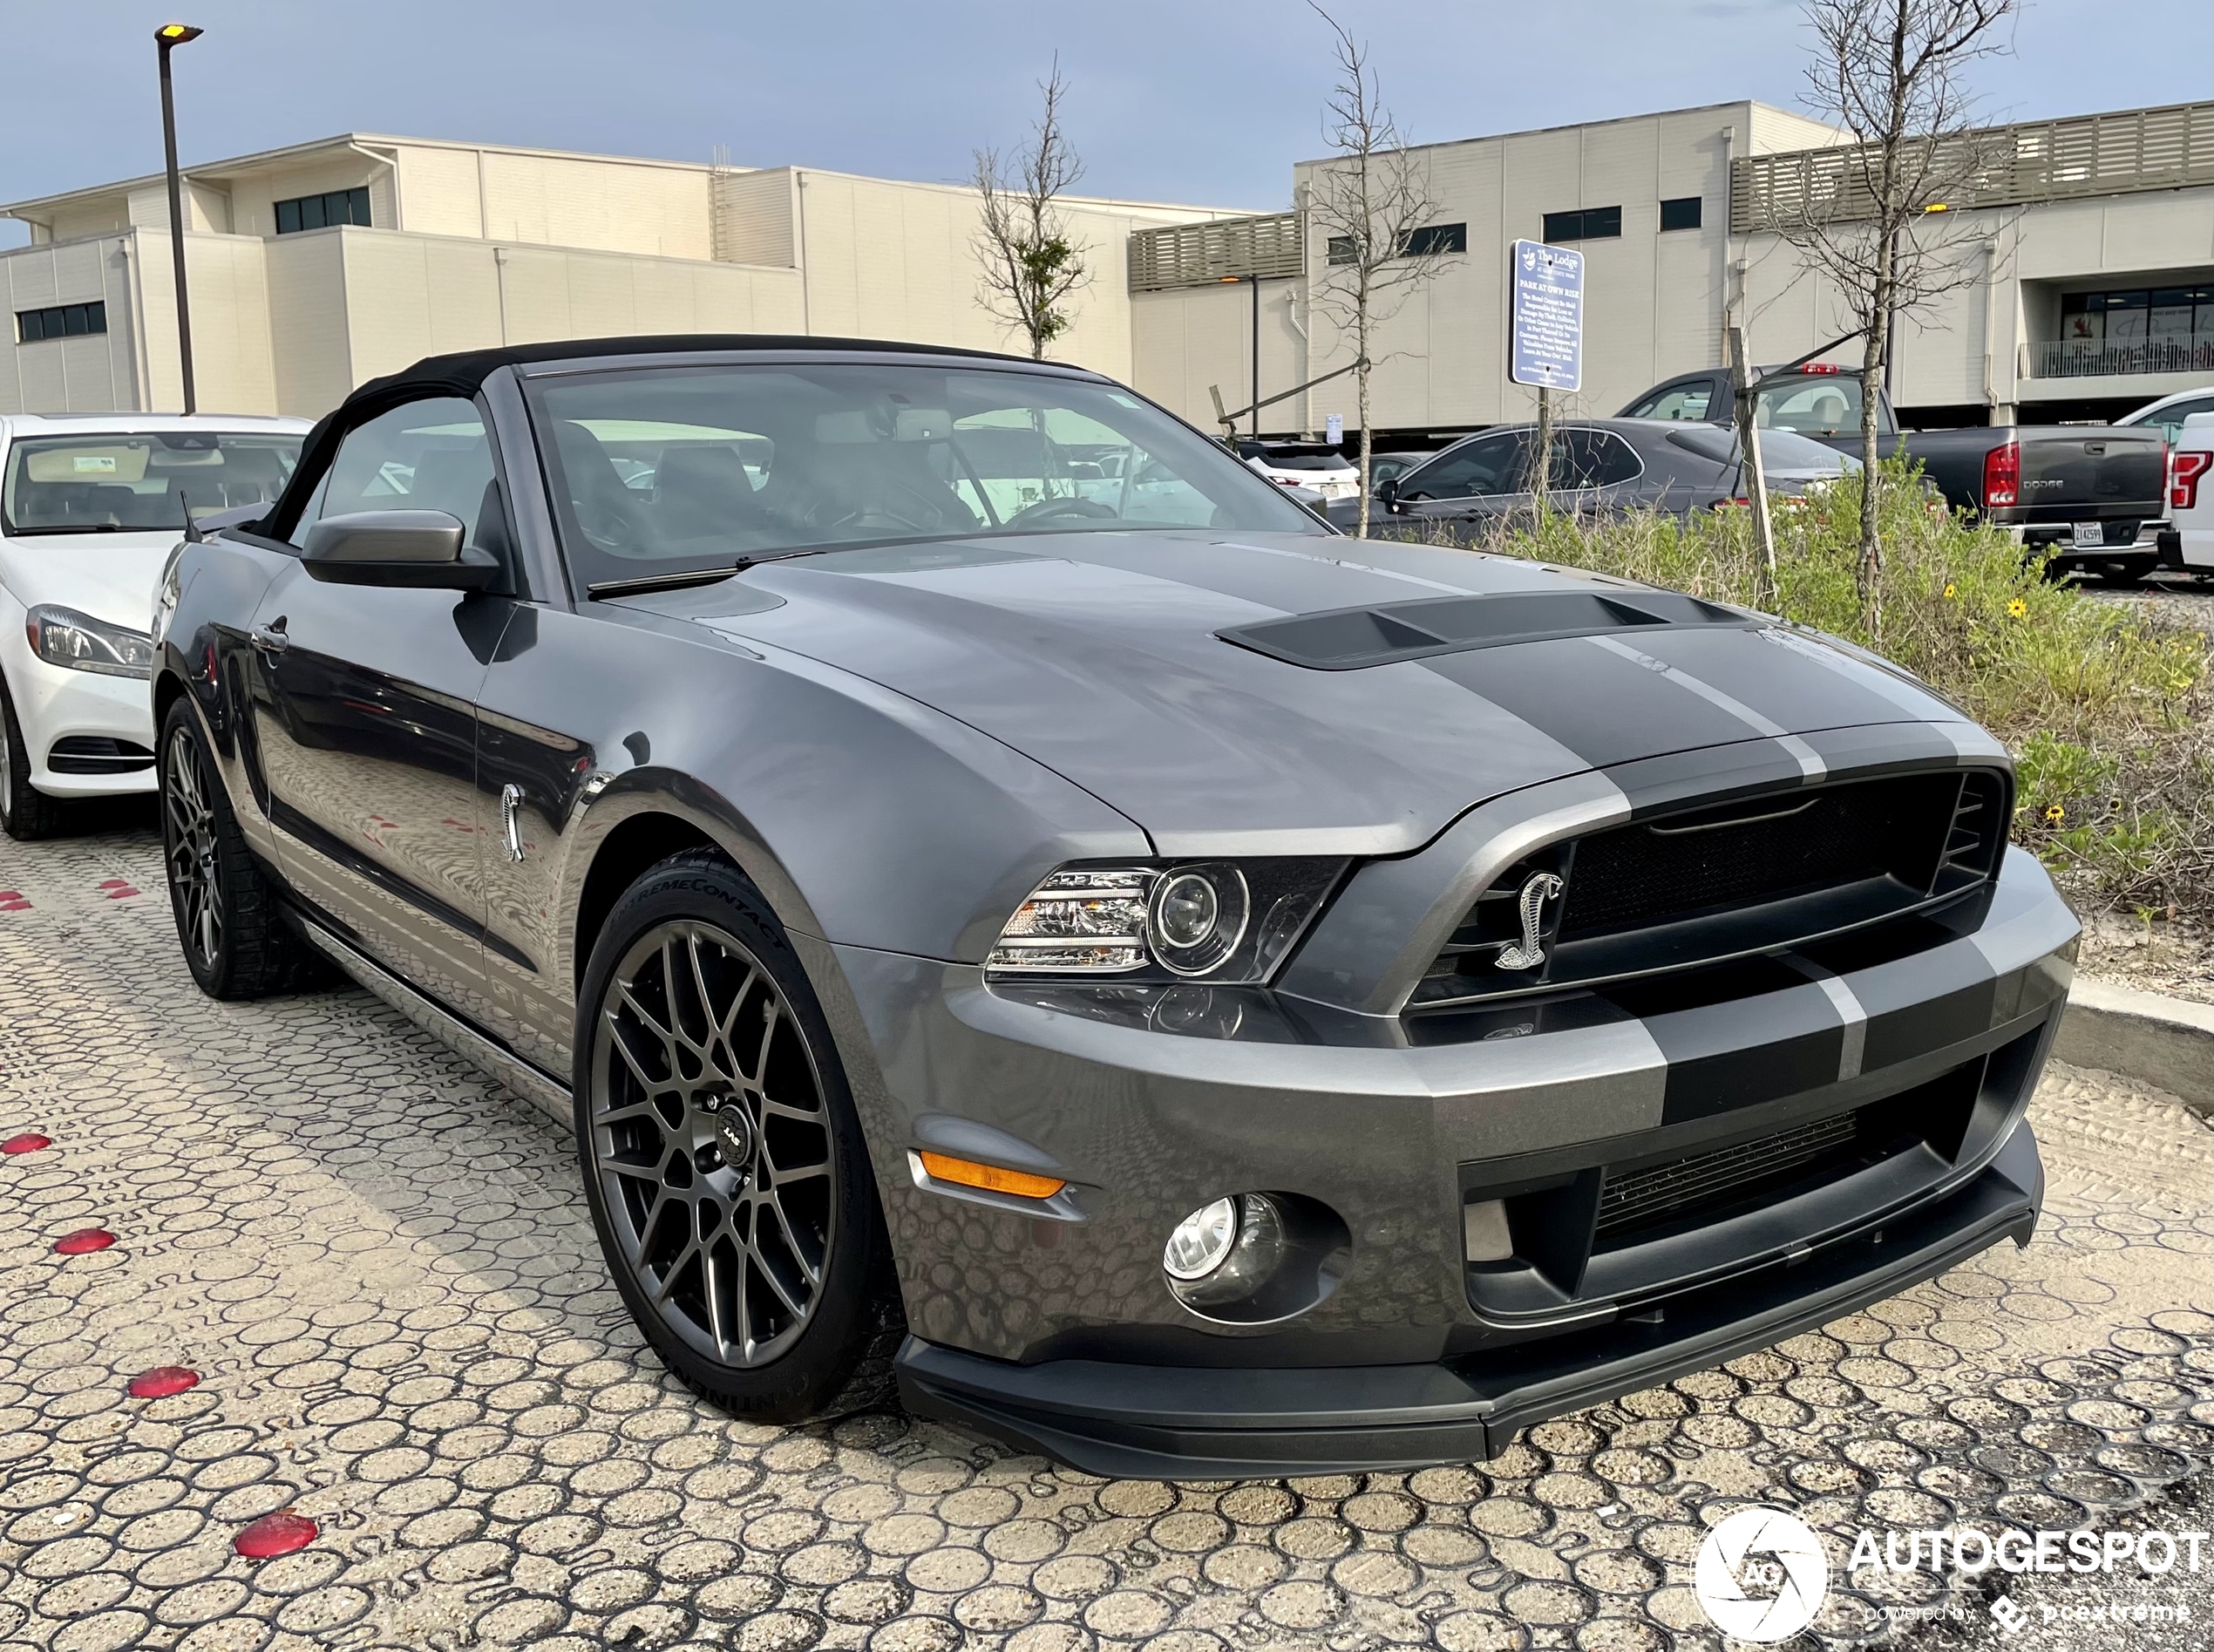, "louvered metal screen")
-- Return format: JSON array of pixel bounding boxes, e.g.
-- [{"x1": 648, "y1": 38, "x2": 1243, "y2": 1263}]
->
[
  {"x1": 1128, "y1": 212, "x2": 1306, "y2": 292},
  {"x1": 1732, "y1": 101, "x2": 2214, "y2": 233}
]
